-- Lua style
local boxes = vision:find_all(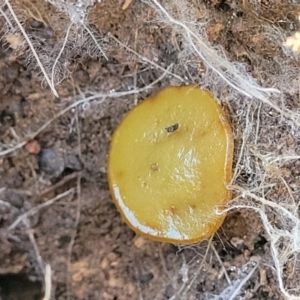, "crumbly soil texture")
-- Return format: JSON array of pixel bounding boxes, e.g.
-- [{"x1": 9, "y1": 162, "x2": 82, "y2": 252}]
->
[{"x1": 0, "y1": 0, "x2": 299, "y2": 299}]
